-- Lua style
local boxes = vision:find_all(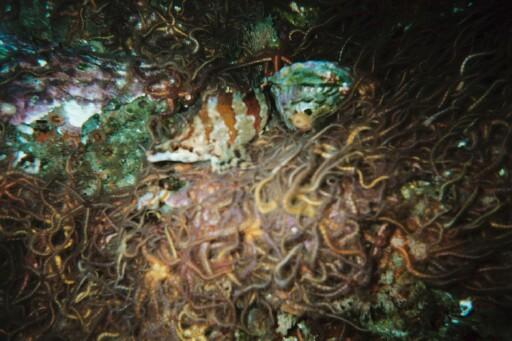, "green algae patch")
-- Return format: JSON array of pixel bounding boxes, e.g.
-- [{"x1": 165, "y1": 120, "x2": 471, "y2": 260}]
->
[
  {"x1": 242, "y1": 16, "x2": 280, "y2": 57},
  {"x1": 1, "y1": 96, "x2": 164, "y2": 196},
  {"x1": 3, "y1": 120, "x2": 74, "y2": 177},
  {"x1": 79, "y1": 96, "x2": 163, "y2": 195}
]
